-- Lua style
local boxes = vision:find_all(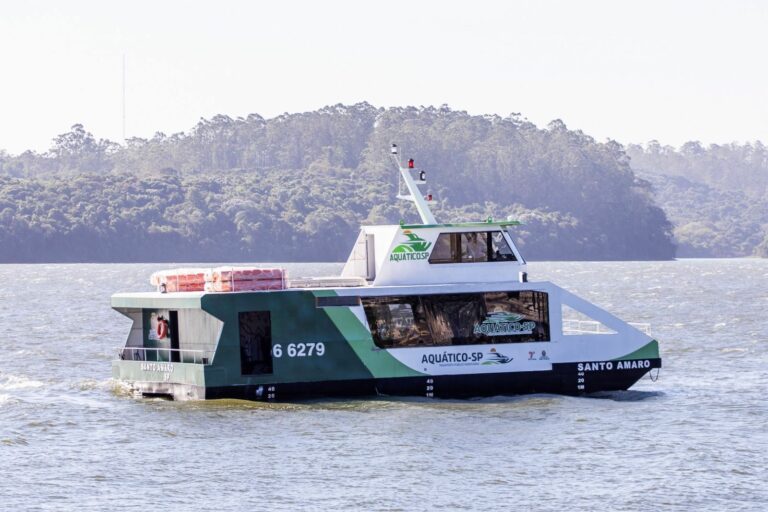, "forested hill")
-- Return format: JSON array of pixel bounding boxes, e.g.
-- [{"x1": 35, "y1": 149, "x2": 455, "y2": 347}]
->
[
  {"x1": 626, "y1": 142, "x2": 768, "y2": 257},
  {"x1": 0, "y1": 104, "x2": 676, "y2": 263}
]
